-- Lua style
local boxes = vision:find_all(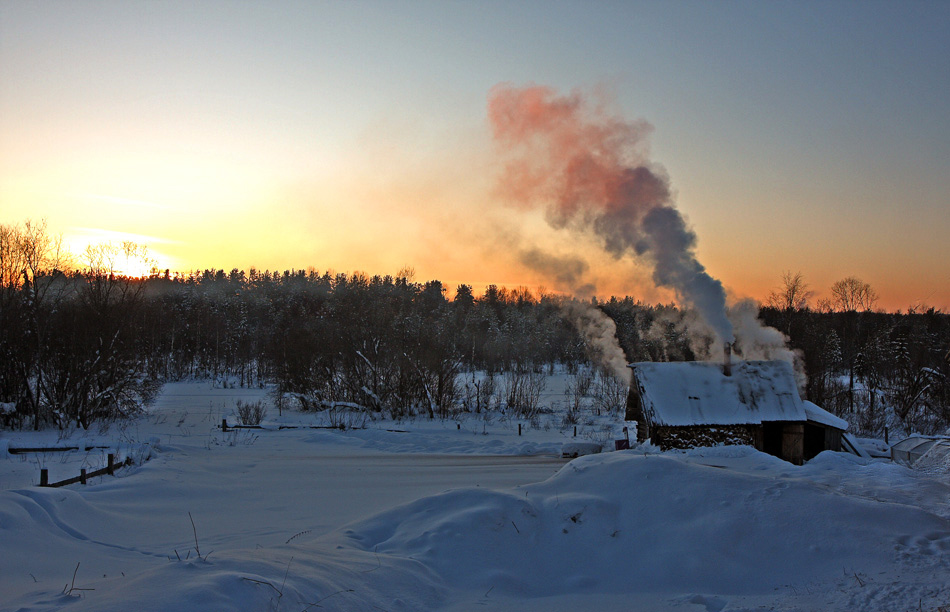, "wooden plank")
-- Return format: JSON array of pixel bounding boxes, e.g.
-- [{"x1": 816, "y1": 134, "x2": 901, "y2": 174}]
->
[
  {"x1": 10, "y1": 446, "x2": 78, "y2": 454},
  {"x1": 782, "y1": 422, "x2": 805, "y2": 465},
  {"x1": 9, "y1": 445, "x2": 112, "y2": 454},
  {"x1": 42, "y1": 457, "x2": 135, "y2": 488}
]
